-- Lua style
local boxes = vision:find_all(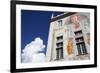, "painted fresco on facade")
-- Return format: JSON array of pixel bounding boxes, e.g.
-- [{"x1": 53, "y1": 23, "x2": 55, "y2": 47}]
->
[{"x1": 46, "y1": 12, "x2": 90, "y2": 61}]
